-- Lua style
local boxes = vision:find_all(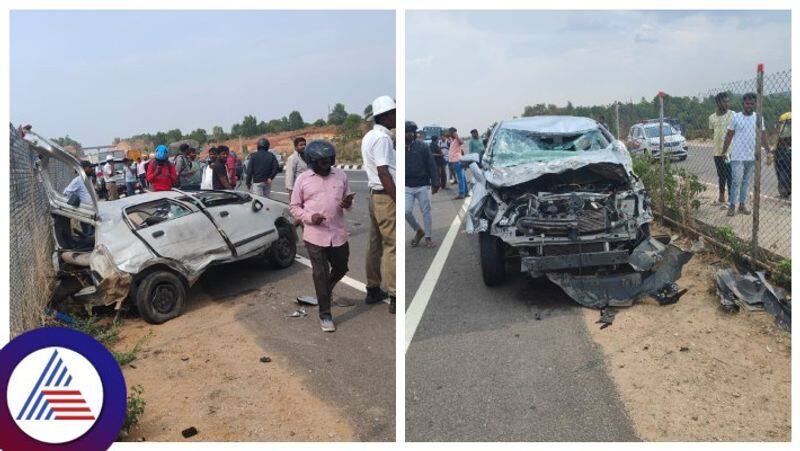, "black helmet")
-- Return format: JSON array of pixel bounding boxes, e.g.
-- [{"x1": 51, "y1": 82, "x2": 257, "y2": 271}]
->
[
  {"x1": 257, "y1": 138, "x2": 270, "y2": 151},
  {"x1": 405, "y1": 121, "x2": 418, "y2": 133},
  {"x1": 304, "y1": 140, "x2": 336, "y2": 166}
]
